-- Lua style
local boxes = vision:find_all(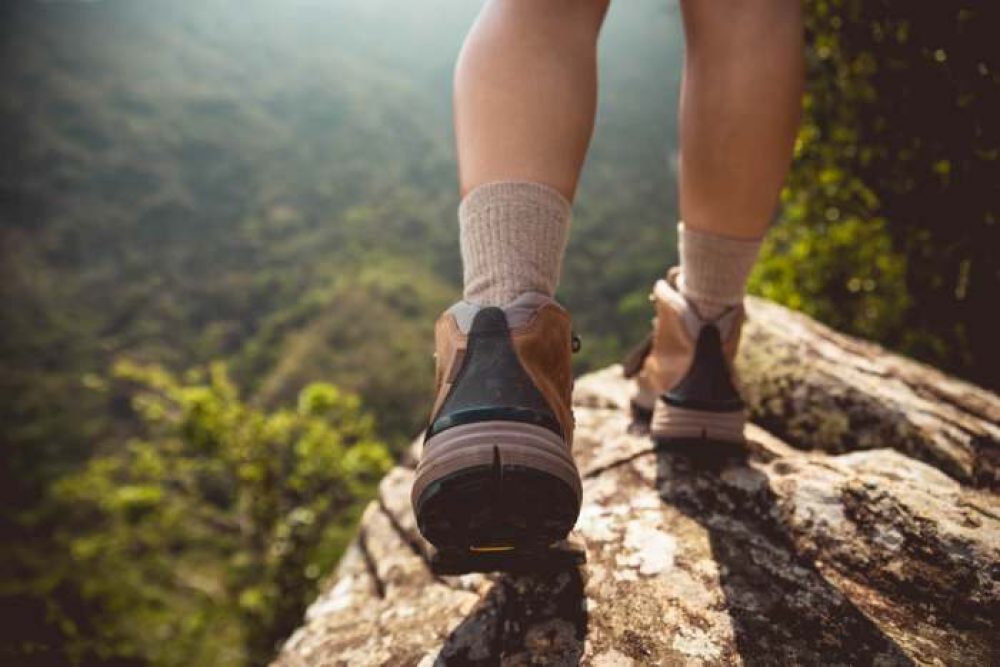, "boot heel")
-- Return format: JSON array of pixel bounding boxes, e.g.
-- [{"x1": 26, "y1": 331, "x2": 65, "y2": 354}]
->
[
  {"x1": 650, "y1": 400, "x2": 746, "y2": 444},
  {"x1": 412, "y1": 421, "x2": 581, "y2": 551}
]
